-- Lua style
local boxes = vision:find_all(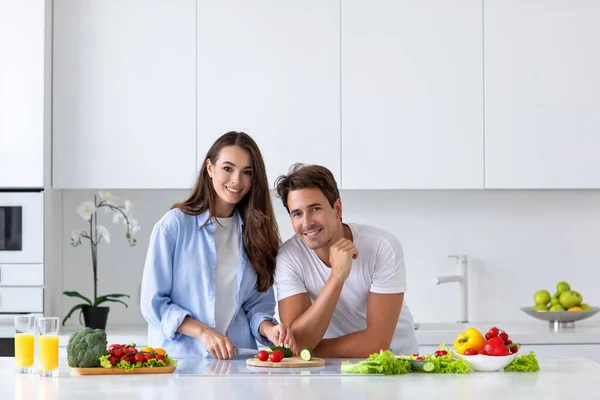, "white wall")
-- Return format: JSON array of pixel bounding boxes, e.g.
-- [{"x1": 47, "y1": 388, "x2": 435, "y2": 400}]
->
[{"x1": 56, "y1": 189, "x2": 600, "y2": 327}]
